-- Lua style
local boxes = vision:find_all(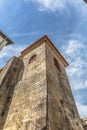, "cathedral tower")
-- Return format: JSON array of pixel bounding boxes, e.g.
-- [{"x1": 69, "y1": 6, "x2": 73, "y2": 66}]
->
[{"x1": 0, "y1": 36, "x2": 84, "y2": 130}]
